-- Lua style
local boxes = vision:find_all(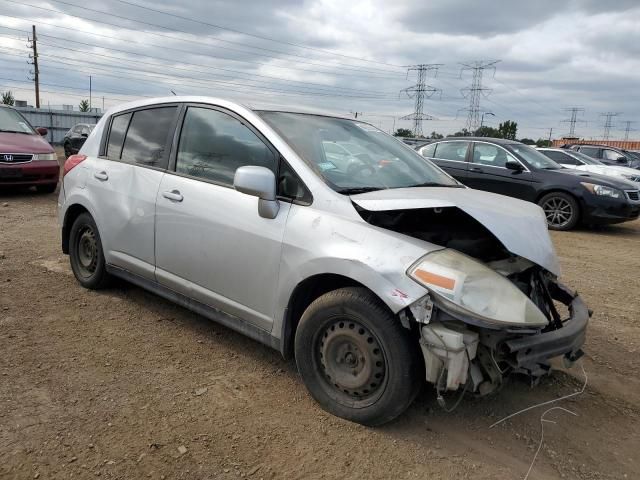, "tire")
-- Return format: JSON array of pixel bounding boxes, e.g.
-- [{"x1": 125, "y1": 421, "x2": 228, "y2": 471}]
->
[
  {"x1": 68, "y1": 212, "x2": 111, "y2": 289},
  {"x1": 36, "y1": 183, "x2": 57, "y2": 194},
  {"x1": 64, "y1": 142, "x2": 72, "y2": 158},
  {"x1": 538, "y1": 192, "x2": 580, "y2": 231},
  {"x1": 294, "y1": 287, "x2": 421, "y2": 426}
]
